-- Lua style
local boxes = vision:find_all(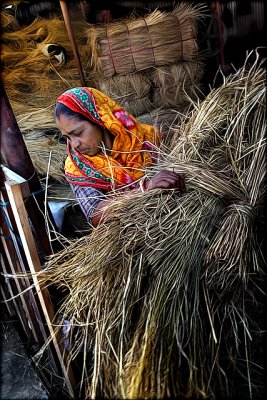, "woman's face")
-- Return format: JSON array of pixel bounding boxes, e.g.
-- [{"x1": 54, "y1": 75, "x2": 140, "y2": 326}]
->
[{"x1": 56, "y1": 114, "x2": 104, "y2": 156}]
